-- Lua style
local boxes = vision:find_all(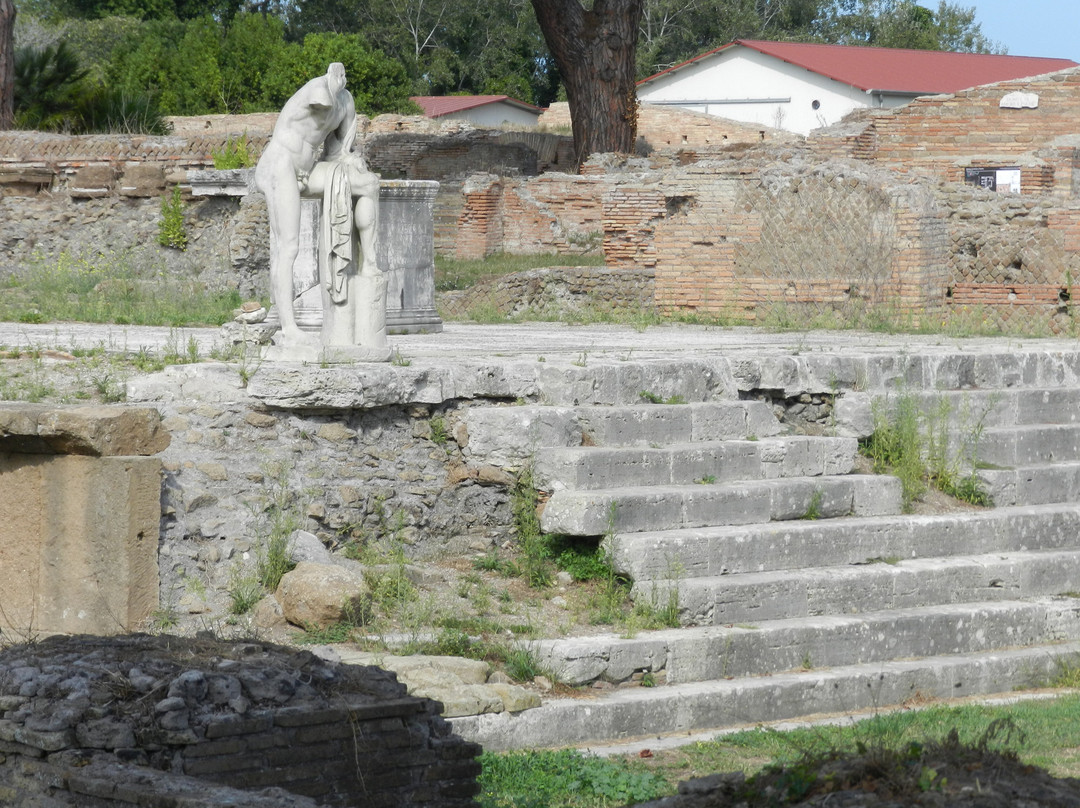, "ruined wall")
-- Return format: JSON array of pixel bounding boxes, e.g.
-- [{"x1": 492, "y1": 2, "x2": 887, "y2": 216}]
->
[
  {"x1": 603, "y1": 157, "x2": 949, "y2": 324},
  {"x1": 438, "y1": 266, "x2": 655, "y2": 319},
  {"x1": 810, "y1": 67, "x2": 1080, "y2": 201},
  {"x1": 538, "y1": 101, "x2": 798, "y2": 153},
  {"x1": 0, "y1": 635, "x2": 481, "y2": 807},
  {"x1": 454, "y1": 173, "x2": 606, "y2": 260}
]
